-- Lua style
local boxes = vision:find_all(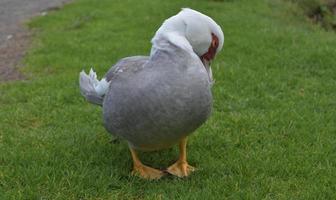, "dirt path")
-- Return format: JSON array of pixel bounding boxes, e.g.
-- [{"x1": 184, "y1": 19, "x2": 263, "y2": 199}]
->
[{"x1": 0, "y1": 0, "x2": 71, "y2": 82}]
